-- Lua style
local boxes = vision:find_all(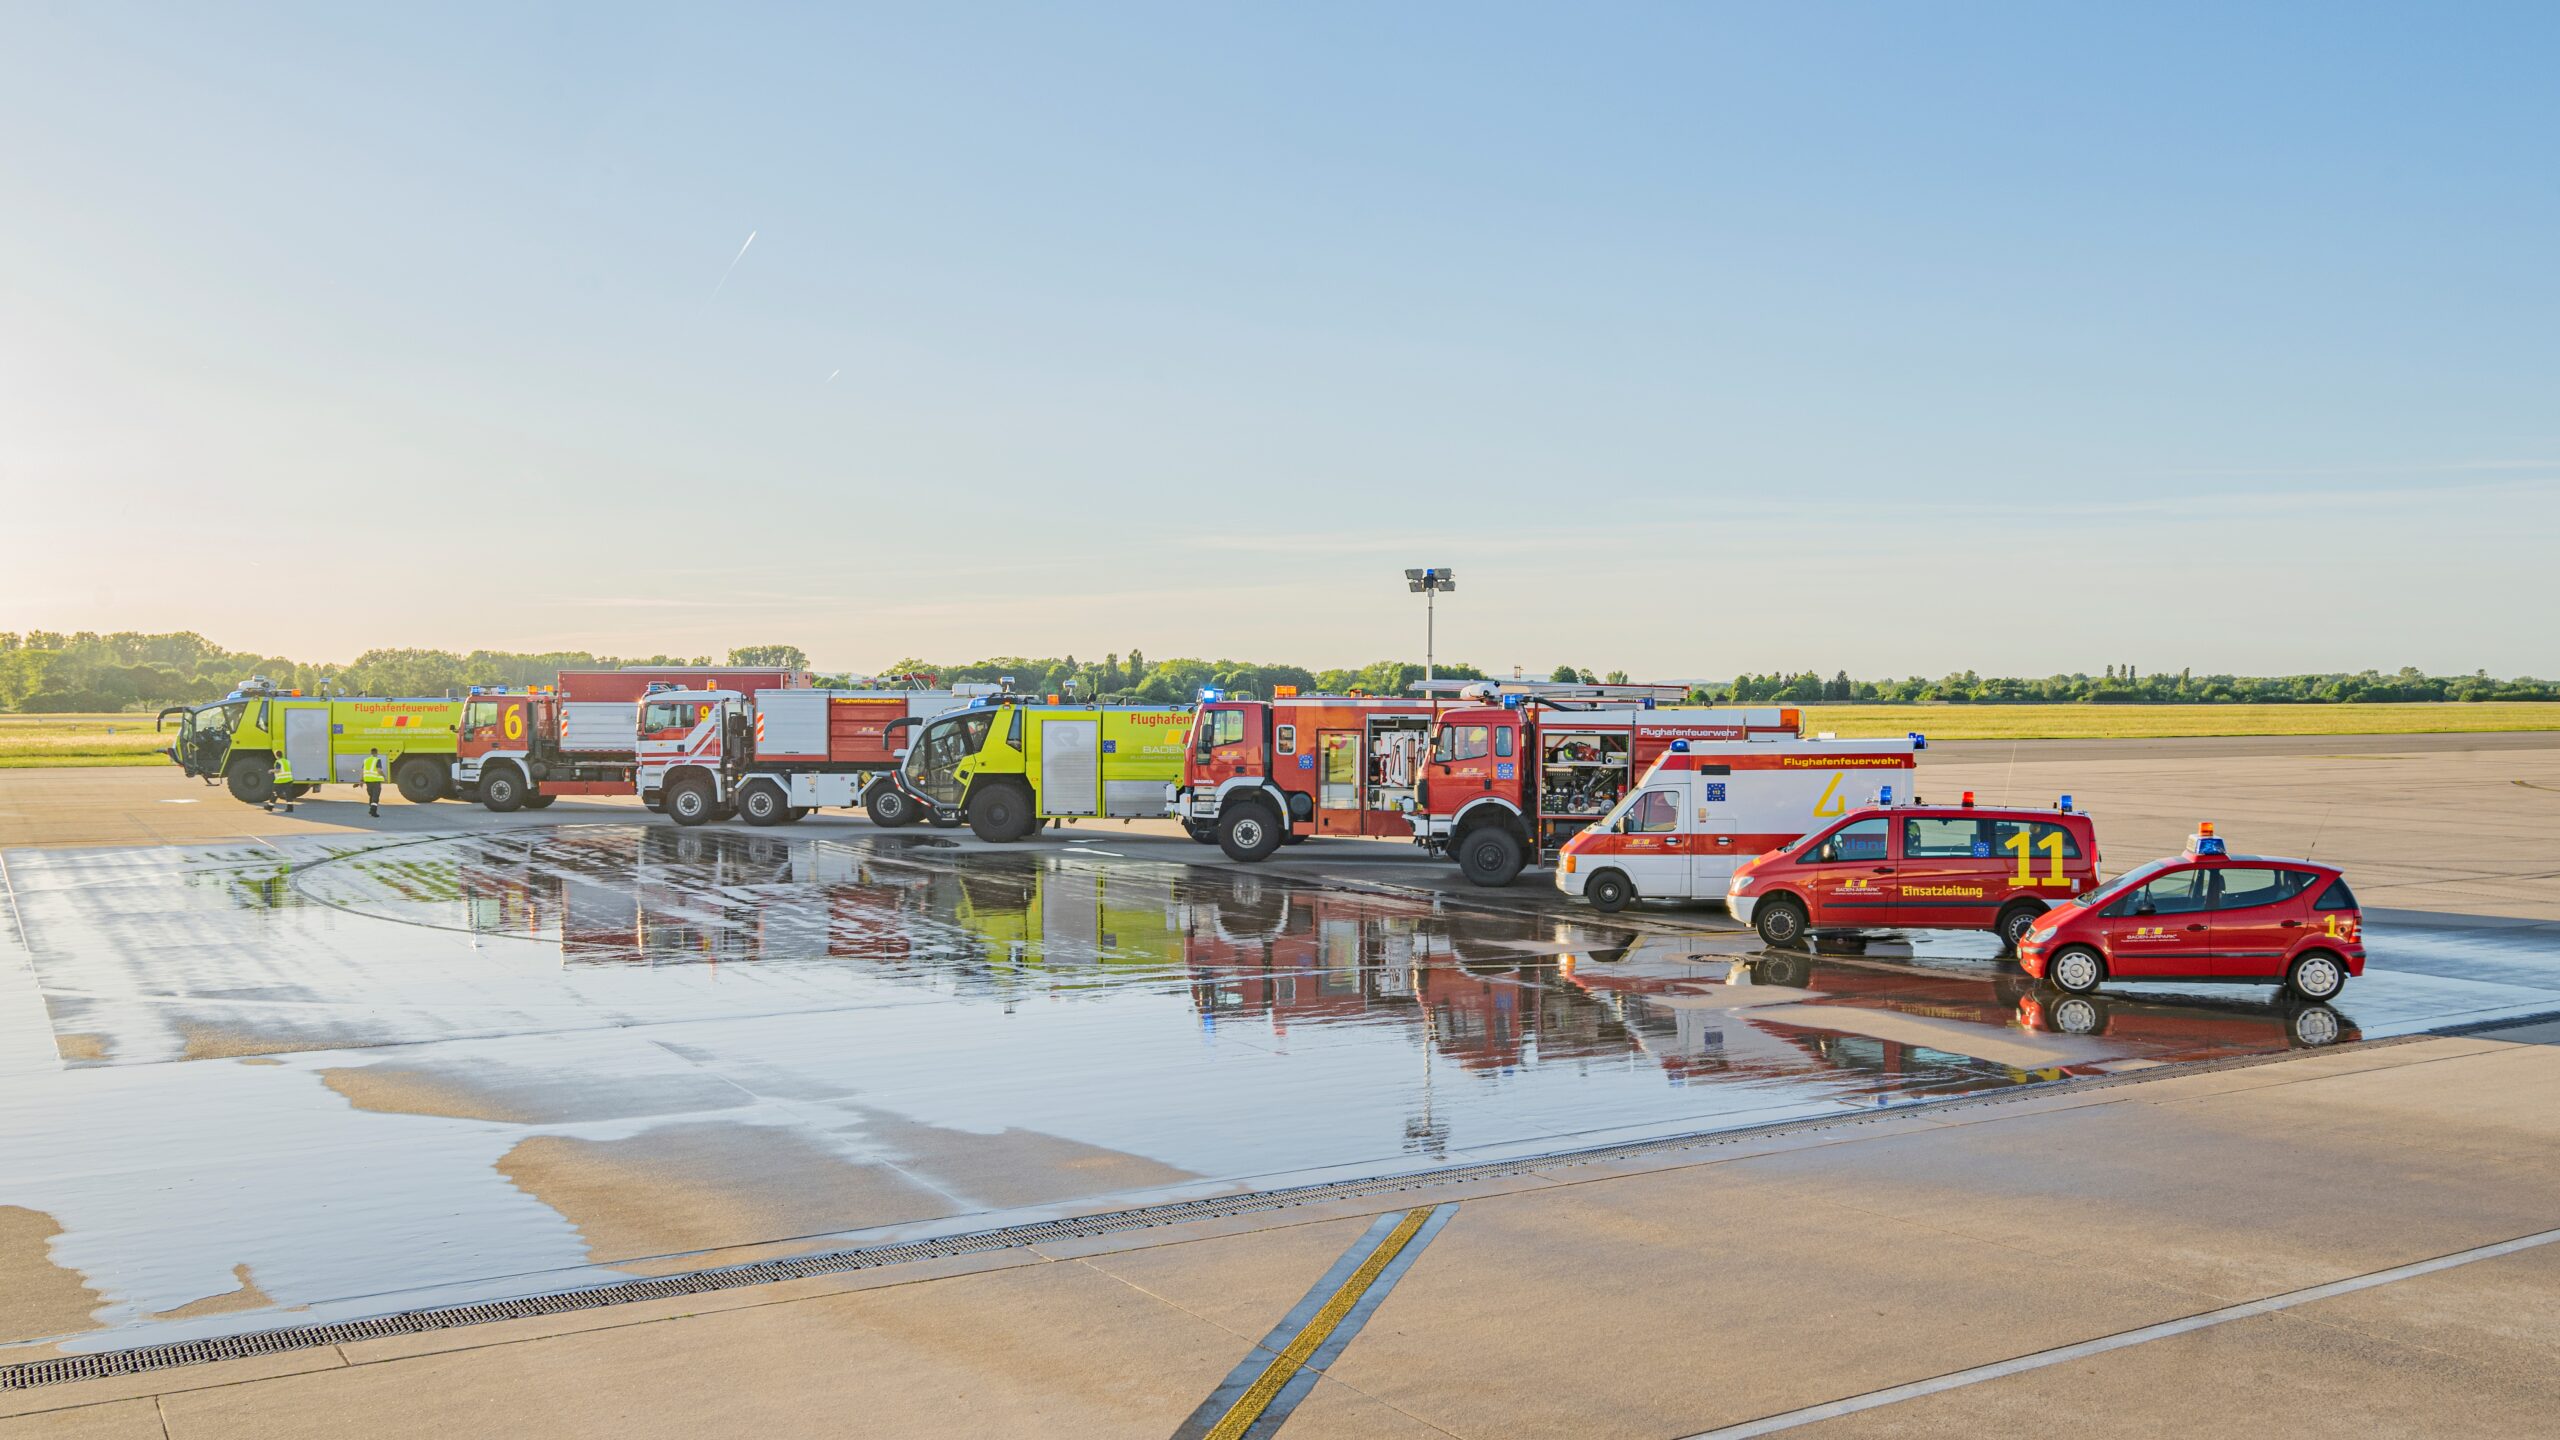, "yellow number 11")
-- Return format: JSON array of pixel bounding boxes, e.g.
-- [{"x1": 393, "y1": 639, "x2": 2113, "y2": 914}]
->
[{"x1": 2005, "y1": 830, "x2": 2069, "y2": 887}]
